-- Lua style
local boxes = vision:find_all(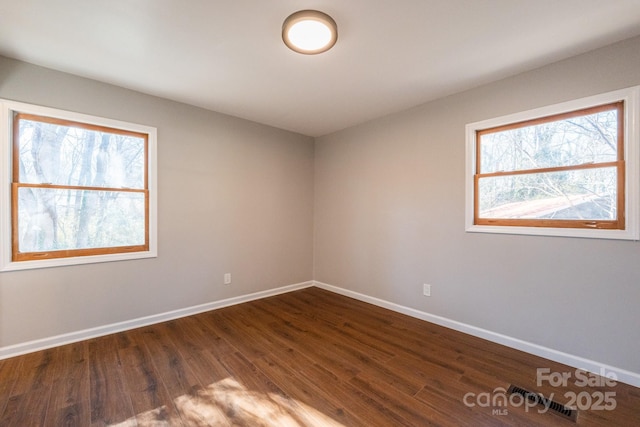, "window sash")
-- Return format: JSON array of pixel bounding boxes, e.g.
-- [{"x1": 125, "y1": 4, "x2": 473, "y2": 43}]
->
[
  {"x1": 473, "y1": 102, "x2": 625, "y2": 230},
  {"x1": 11, "y1": 113, "x2": 150, "y2": 261}
]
